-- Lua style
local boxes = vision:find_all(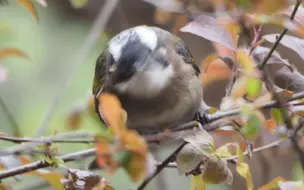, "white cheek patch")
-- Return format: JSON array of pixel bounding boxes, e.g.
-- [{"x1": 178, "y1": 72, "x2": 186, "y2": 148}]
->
[
  {"x1": 115, "y1": 64, "x2": 174, "y2": 98},
  {"x1": 108, "y1": 26, "x2": 158, "y2": 62}
]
